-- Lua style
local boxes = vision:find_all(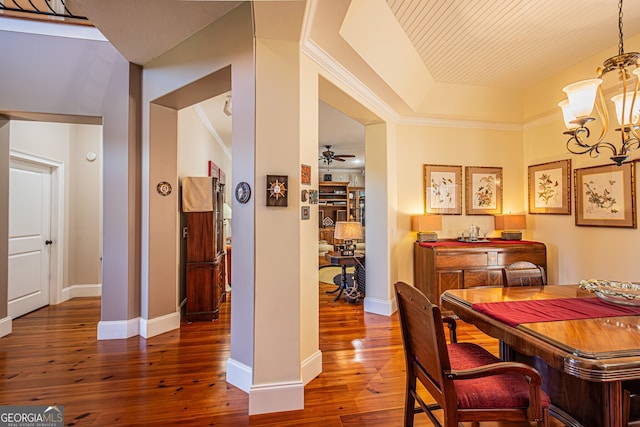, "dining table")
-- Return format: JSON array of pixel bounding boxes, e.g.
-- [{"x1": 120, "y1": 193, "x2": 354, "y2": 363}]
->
[{"x1": 440, "y1": 284, "x2": 640, "y2": 427}]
